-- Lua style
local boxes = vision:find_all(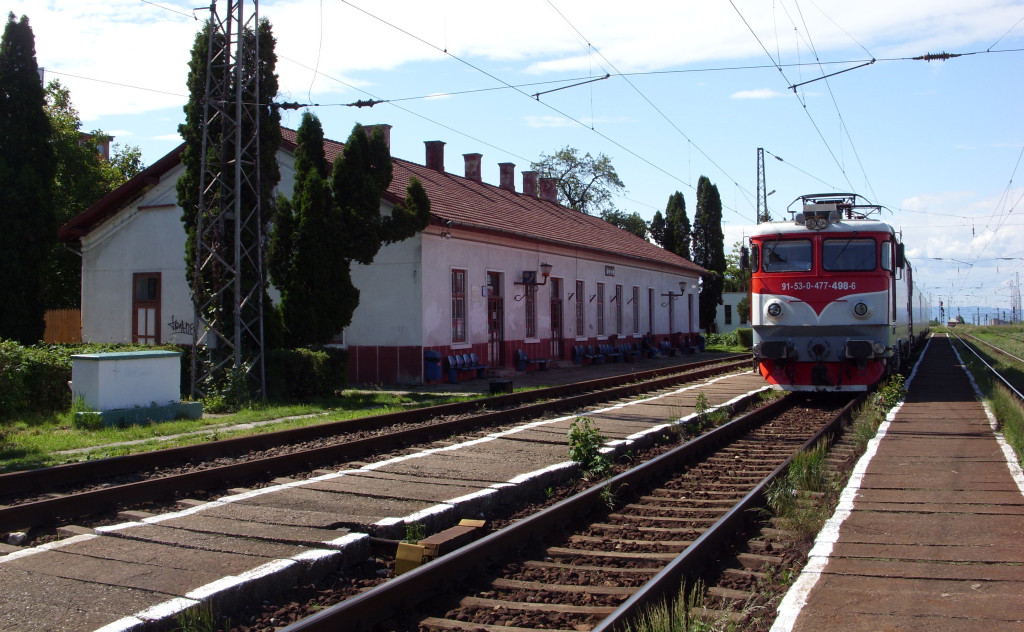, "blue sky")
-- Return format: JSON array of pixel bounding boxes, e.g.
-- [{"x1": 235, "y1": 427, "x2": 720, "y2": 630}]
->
[{"x1": 15, "y1": 0, "x2": 1024, "y2": 321}]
